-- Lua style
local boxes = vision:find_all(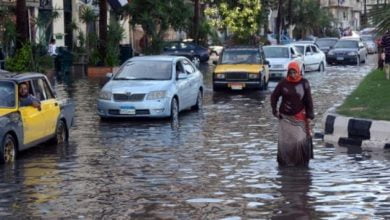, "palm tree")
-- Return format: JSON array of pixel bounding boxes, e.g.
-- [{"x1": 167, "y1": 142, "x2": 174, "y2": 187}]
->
[
  {"x1": 16, "y1": 0, "x2": 28, "y2": 49},
  {"x1": 79, "y1": 5, "x2": 97, "y2": 61},
  {"x1": 99, "y1": 0, "x2": 108, "y2": 64},
  {"x1": 369, "y1": 5, "x2": 390, "y2": 34}
]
